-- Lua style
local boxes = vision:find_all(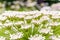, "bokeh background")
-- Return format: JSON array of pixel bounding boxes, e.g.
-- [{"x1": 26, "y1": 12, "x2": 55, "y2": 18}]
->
[{"x1": 0, "y1": 0, "x2": 60, "y2": 11}]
